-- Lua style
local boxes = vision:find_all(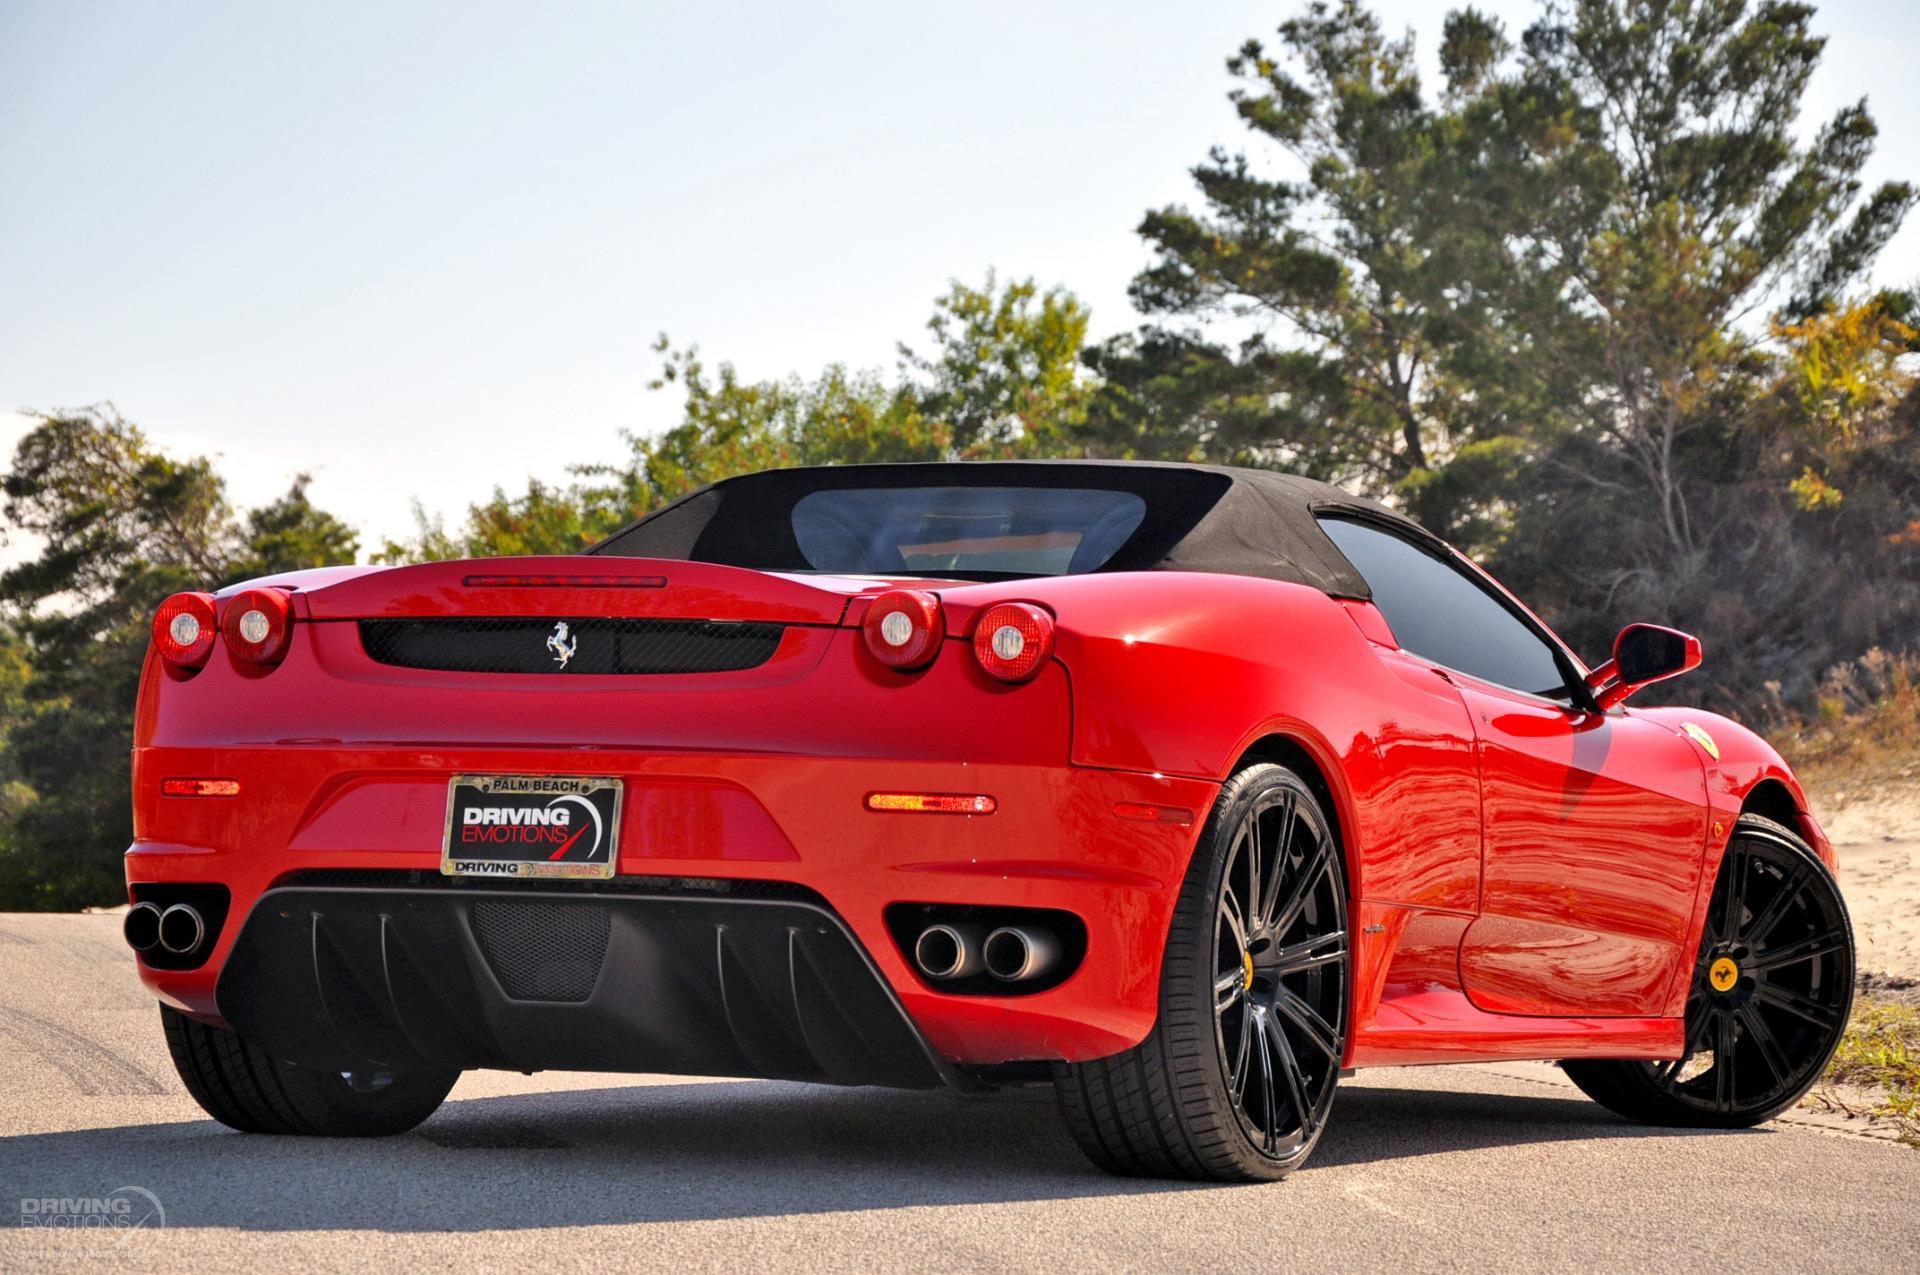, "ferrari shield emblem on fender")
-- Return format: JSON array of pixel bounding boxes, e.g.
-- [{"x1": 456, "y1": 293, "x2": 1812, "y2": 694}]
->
[{"x1": 1680, "y1": 721, "x2": 1720, "y2": 759}]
